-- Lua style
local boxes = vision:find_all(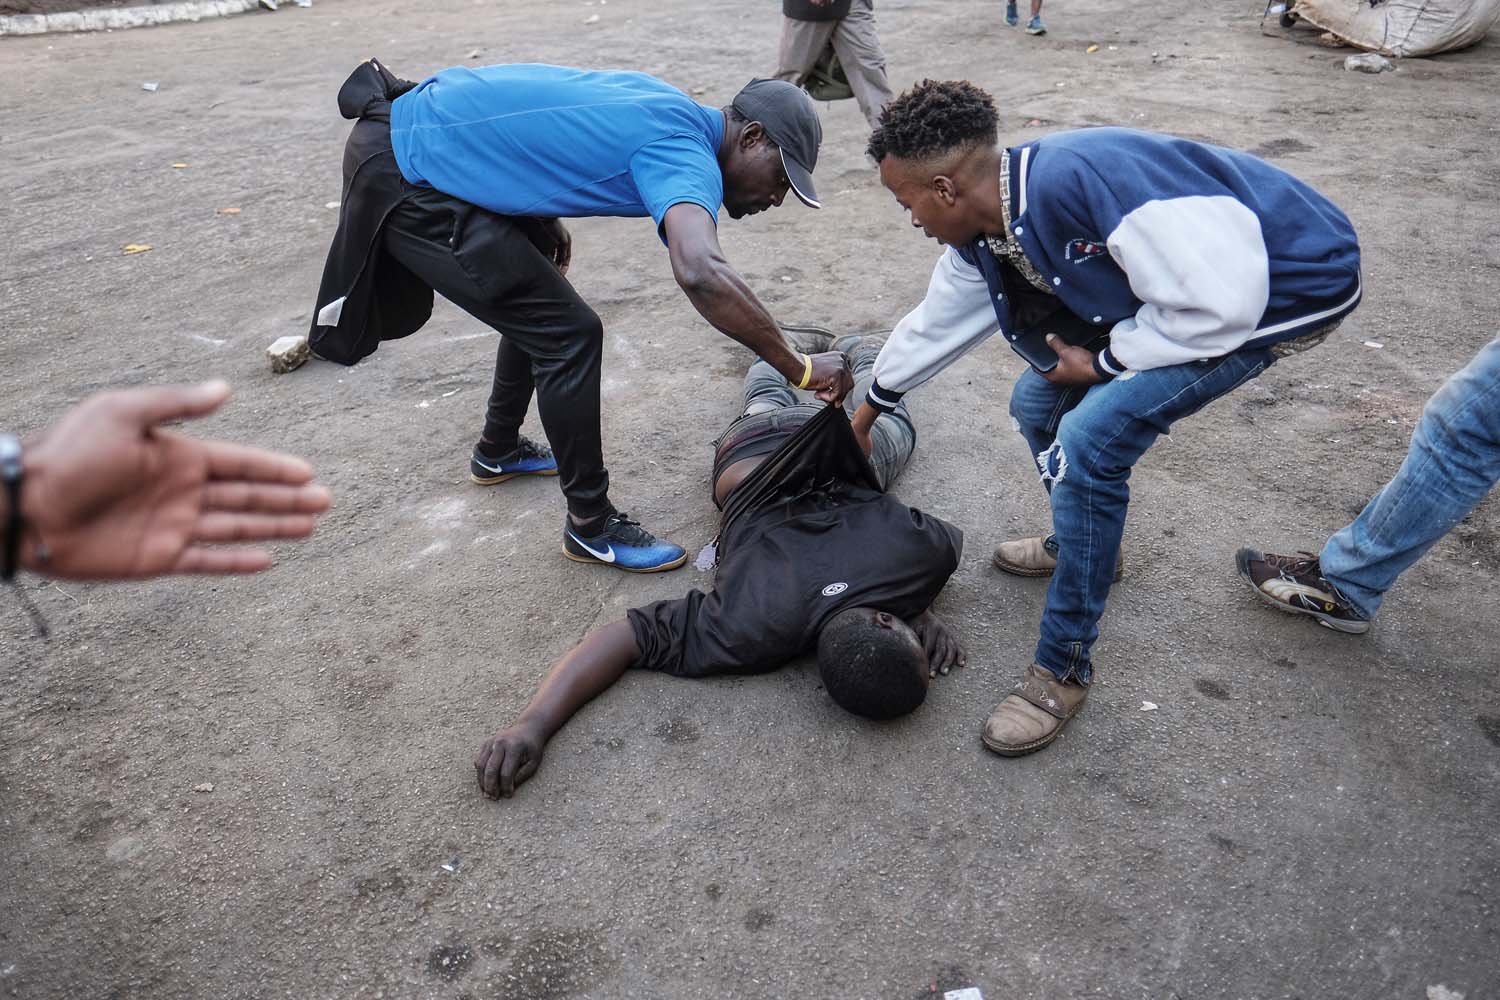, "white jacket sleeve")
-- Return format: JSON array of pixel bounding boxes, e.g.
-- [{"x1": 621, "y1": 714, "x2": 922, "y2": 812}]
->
[
  {"x1": 865, "y1": 246, "x2": 998, "y2": 413},
  {"x1": 1099, "y1": 195, "x2": 1271, "y2": 374}
]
